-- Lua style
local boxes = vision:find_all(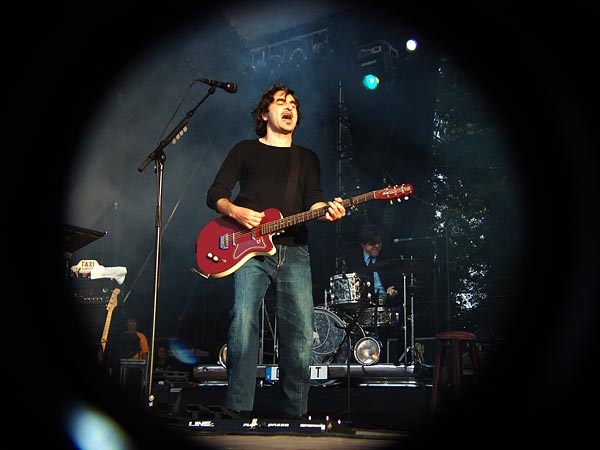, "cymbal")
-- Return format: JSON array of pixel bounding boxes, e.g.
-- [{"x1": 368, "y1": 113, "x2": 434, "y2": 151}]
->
[{"x1": 371, "y1": 258, "x2": 430, "y2": 274}]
